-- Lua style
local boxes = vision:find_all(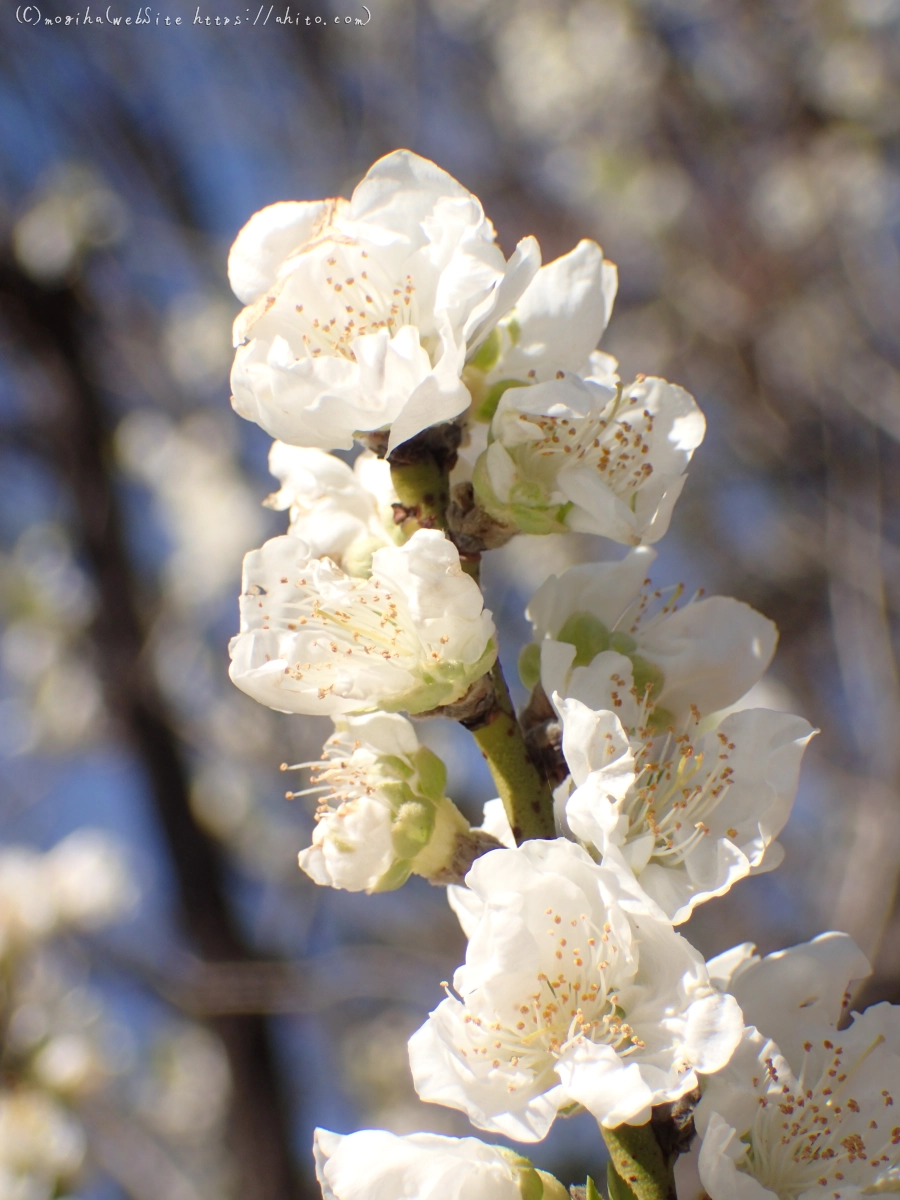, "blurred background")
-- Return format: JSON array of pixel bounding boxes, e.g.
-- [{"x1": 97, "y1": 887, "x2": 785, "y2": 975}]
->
[{"x1": 0, "y1": 0, "x2": 899, "y2": 1195}]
